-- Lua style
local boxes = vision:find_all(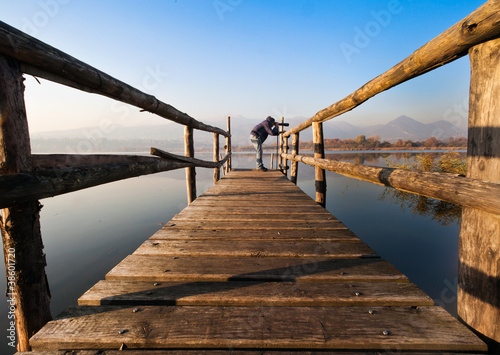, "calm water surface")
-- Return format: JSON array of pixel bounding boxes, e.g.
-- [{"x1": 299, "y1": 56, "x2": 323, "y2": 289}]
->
[{"x1": 0, "y1": 151, "x2": 463, "y2": 353}]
